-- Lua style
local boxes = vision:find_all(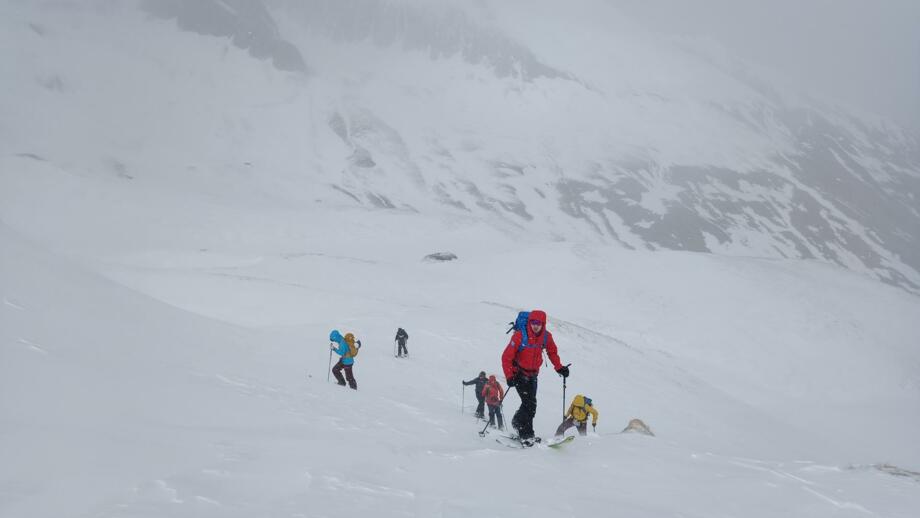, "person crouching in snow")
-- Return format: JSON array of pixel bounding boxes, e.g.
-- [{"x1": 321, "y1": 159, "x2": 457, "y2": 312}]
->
[
  {"x1": 502, "y1": 309, "x2": 569, "y2": 445},
  {"x1": 555, "y1": 394, "x2": 597, "y2": 437},
  {"x1": 329, "y1": 330, "x2": 360, "y2": 389},
  {"x1": 482, "y1": 375, "x2": 505, "y2": 430}
]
